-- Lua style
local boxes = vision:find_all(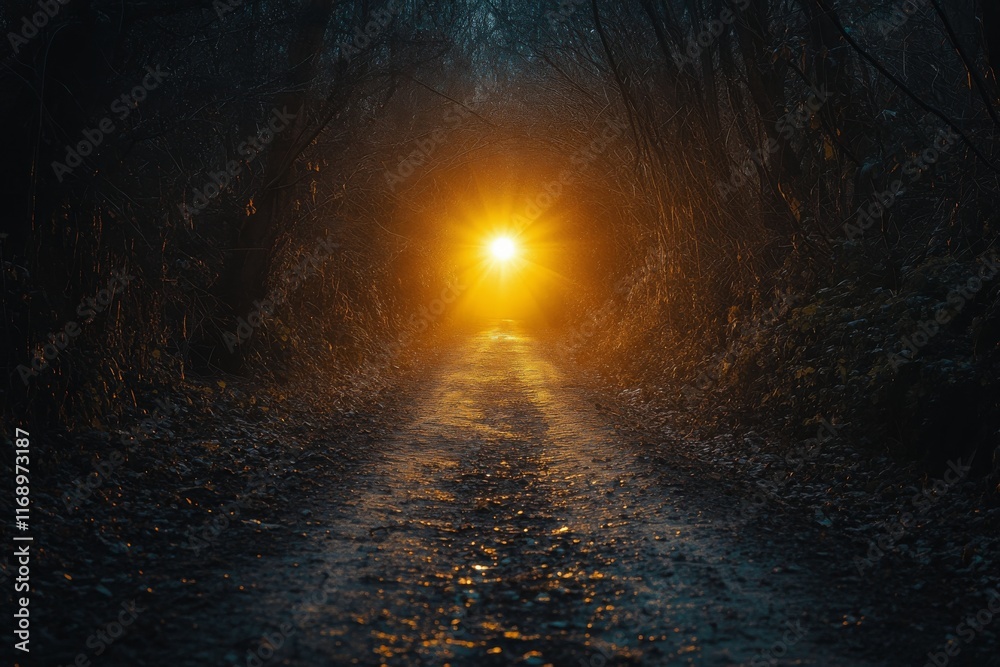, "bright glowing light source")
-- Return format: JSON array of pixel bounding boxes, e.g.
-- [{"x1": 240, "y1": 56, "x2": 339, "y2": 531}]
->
[{"x1": 489, "y1": 236, "x2": 516, "y2": 261}]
